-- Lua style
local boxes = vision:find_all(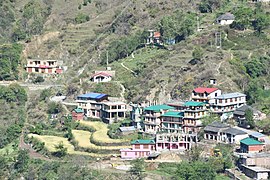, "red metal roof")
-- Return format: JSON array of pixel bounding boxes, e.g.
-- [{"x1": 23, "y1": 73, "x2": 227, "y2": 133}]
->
[
  {"x1": 193, "y1": 87, "x2": 219, "y2": 93},
  {"x1": 154, "y1": 32, "x2": 161, "y2": 38},
  {"x1": 91, "y1": 72, "x2": 112, "y2": 78}
]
